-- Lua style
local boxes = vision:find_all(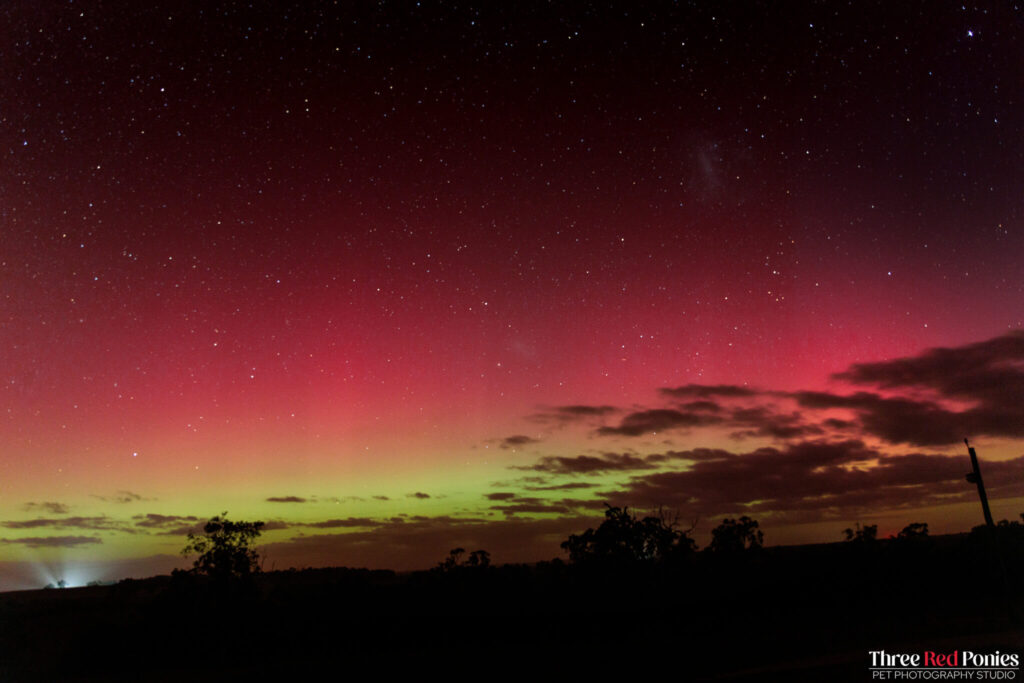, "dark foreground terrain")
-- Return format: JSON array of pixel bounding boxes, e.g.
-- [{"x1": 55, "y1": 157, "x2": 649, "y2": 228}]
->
[{"x1": 1, "y1": 530, "x2": 1022, "y2": 681}]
